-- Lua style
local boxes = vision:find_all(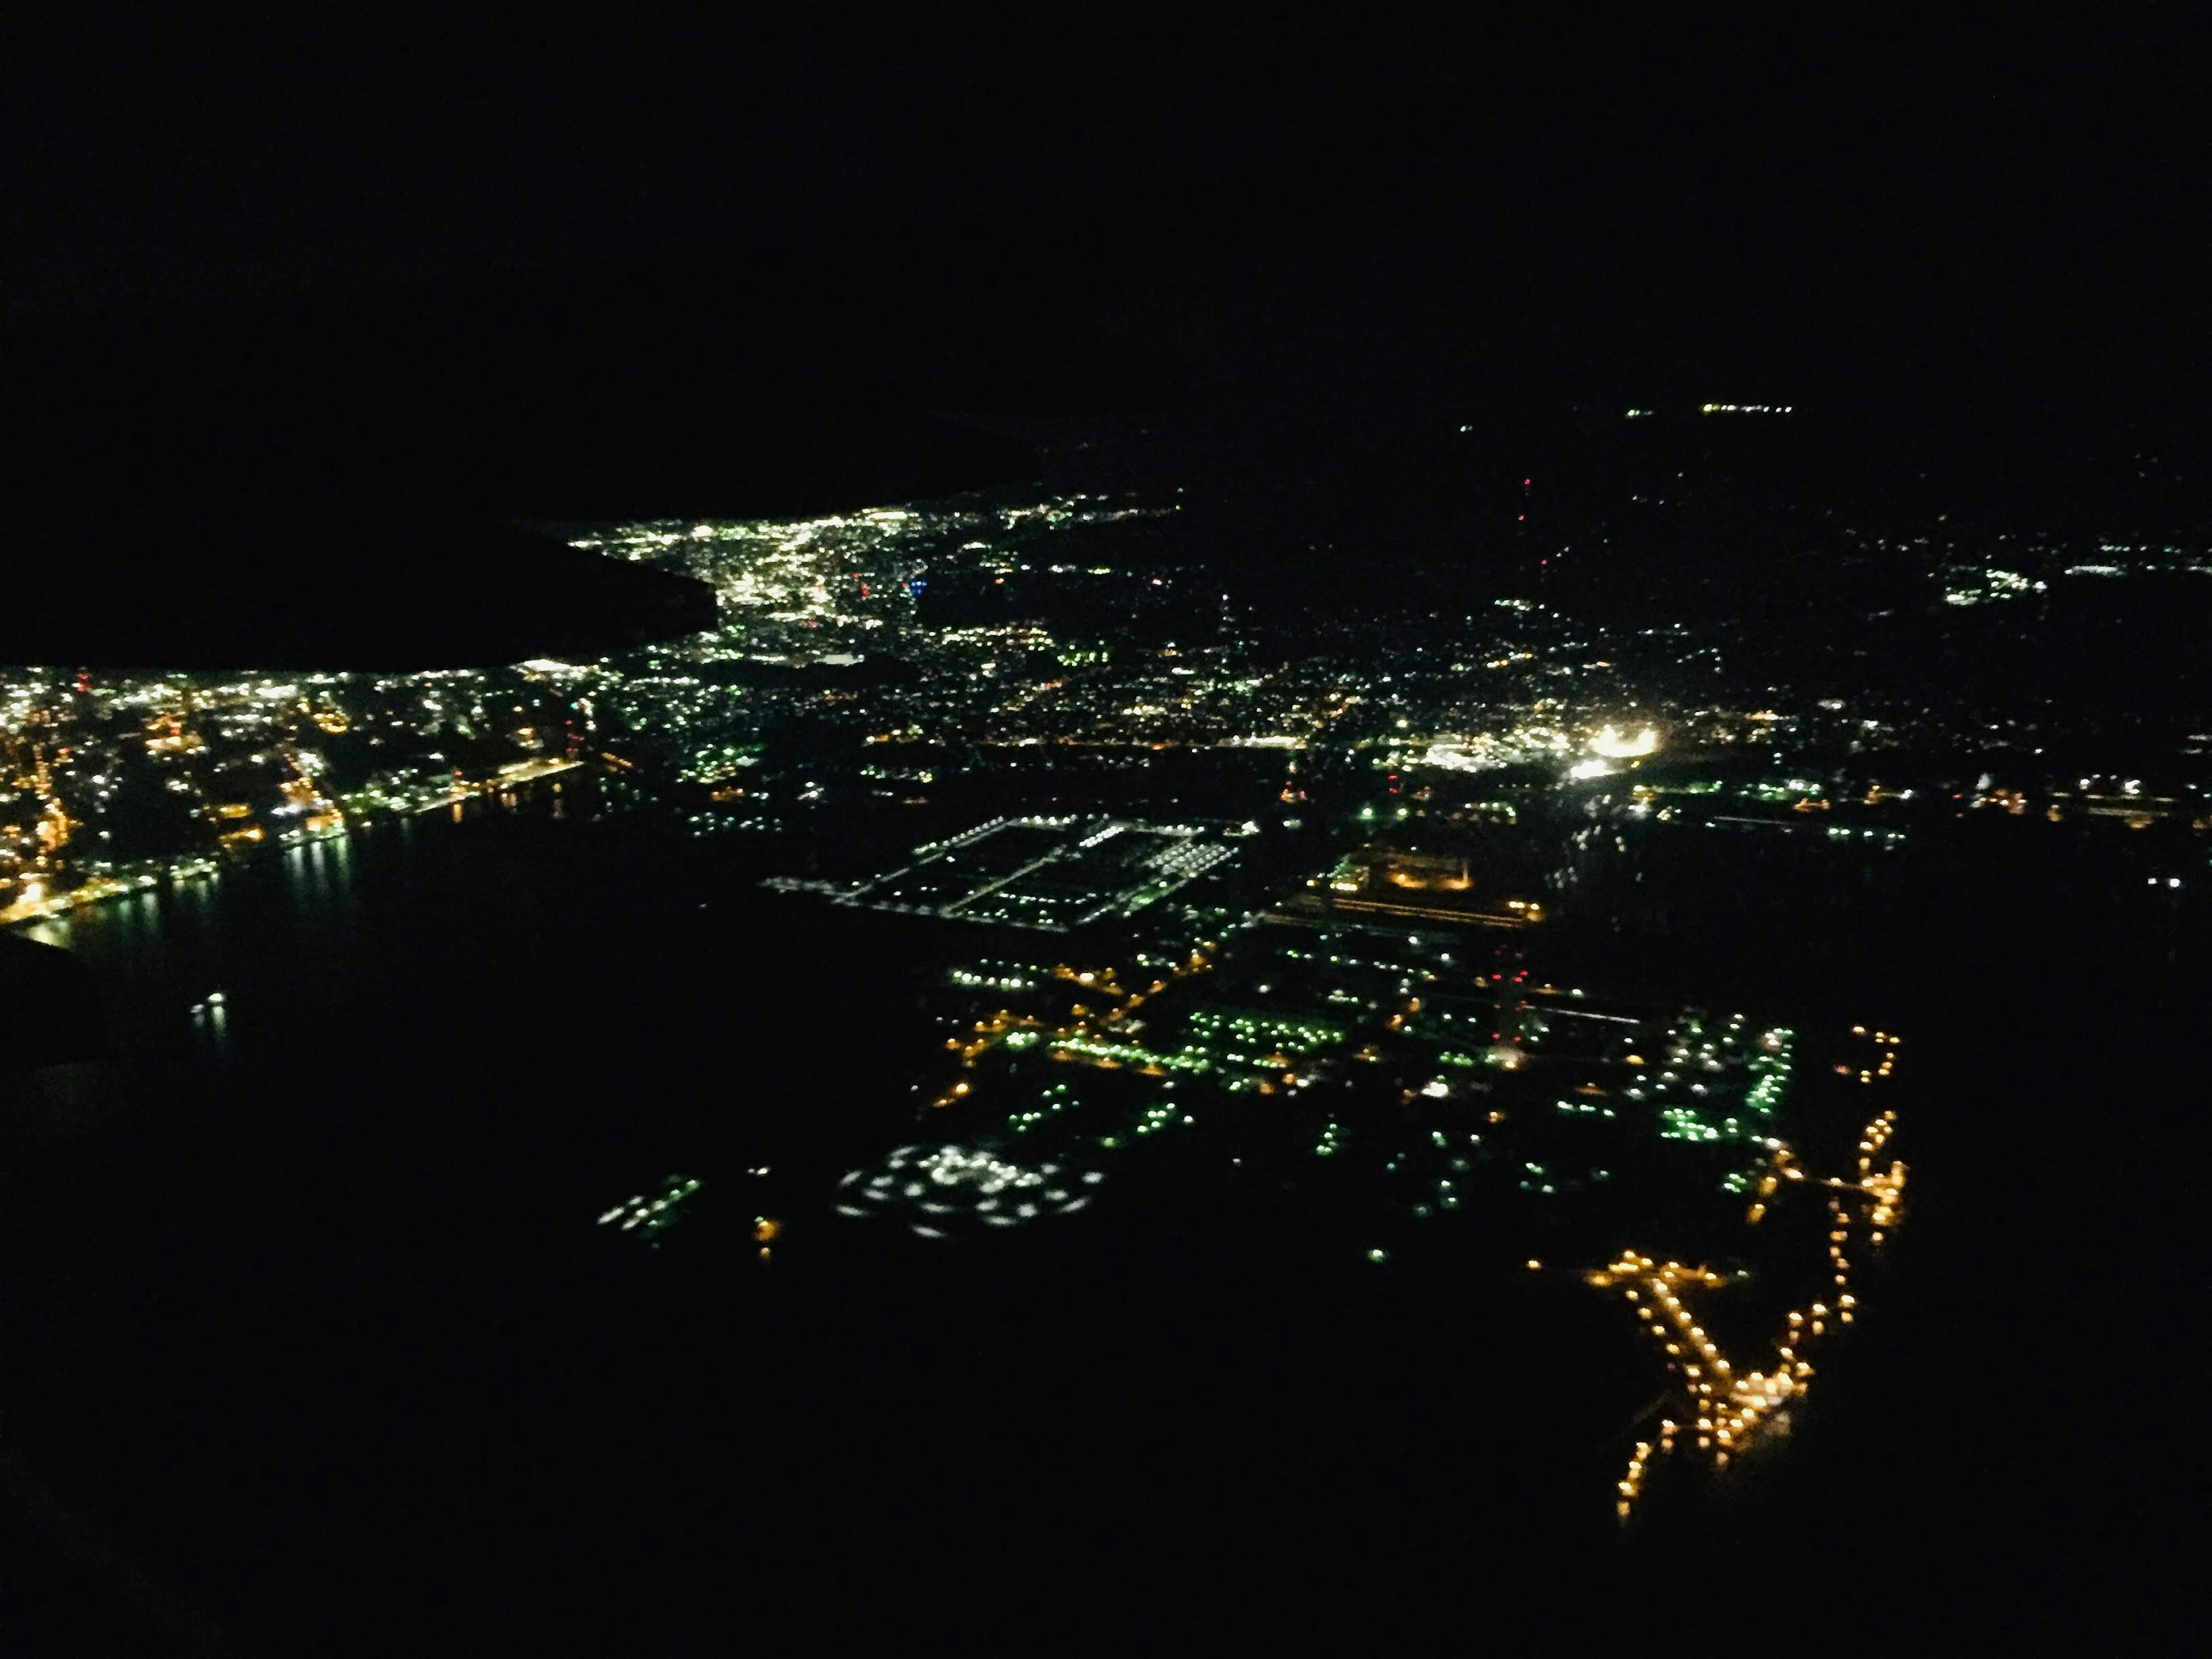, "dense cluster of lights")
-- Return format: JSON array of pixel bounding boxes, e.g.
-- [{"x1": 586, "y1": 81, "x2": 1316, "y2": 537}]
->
[
  {"x1": 1627, "y1": 1014, "x2": 1791, "y2": 1162},
  {"x1": 0, "y1": 656, "x2": 604, "y2": 924},
  {"x1": 1597, "y1": 1027, "x2": 1907, "y2": 1517},
  {"x1": 1181, "y1": 1007, "x2": 1344, "y2": 1074},
  {"x1": 9, "y1": 466, "x2": 2205, "y2": 941},
  {"x1": 834, "y1": 1144, "x2": 1102, "y2": 1237},
  {"x1": 840, "y1": 815, "x2": 1246, "y2": 933},
  {"x1": 821, "y1": 876, "x2": 1936, "y2": 1533},
  {"x1": 1587, "y1": 724, "x2": 1660, "y2": 760},
  {"x1": 1943, "y1": 567, "x2": 2048, "y2": 607}
]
